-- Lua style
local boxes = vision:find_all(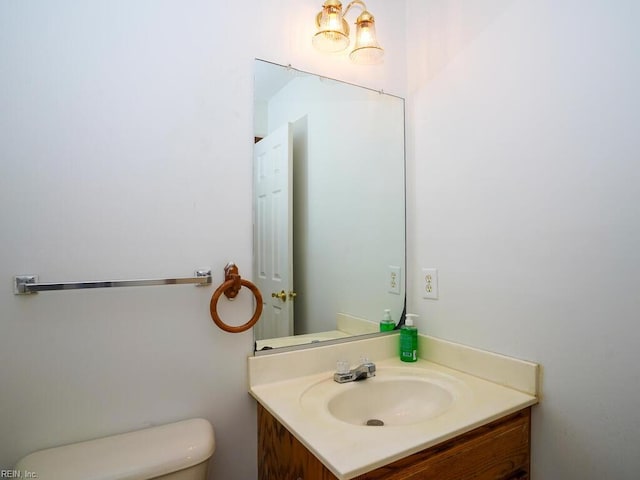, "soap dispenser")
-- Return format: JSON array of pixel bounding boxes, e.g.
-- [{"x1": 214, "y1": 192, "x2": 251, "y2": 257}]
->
[
  {"x1": 400, "y1": 313, "x2": 418, "y2": 362},
  {"x1": 380, "y1": 309, "x2": 395, "y2": 332}
]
